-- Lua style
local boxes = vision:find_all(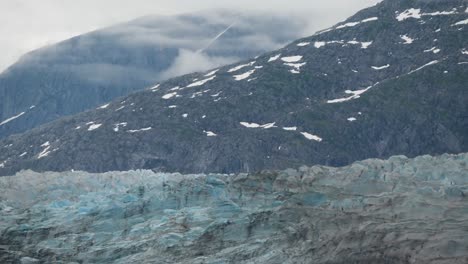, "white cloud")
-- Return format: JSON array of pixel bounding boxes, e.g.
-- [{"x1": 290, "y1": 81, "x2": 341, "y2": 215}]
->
[
  {"x1": 0, "y1": 0, "x2": 380, "y2": 72},
  {"x1": 159, "y1": 49, "x2": 238, "y2": 80}
]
